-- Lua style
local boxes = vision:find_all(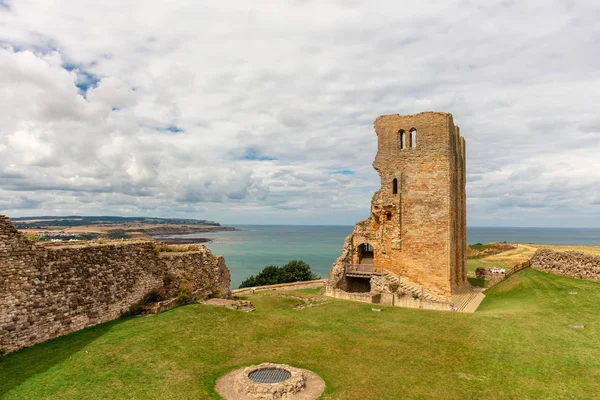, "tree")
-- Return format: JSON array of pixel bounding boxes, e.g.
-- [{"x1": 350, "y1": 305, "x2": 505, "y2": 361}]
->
[
  {"x1": 280, "y1": 260, "x2": 319, "y2": 282},
  {"x1": 238, "y1": 260, "x2": 320, "y2": 288}
]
